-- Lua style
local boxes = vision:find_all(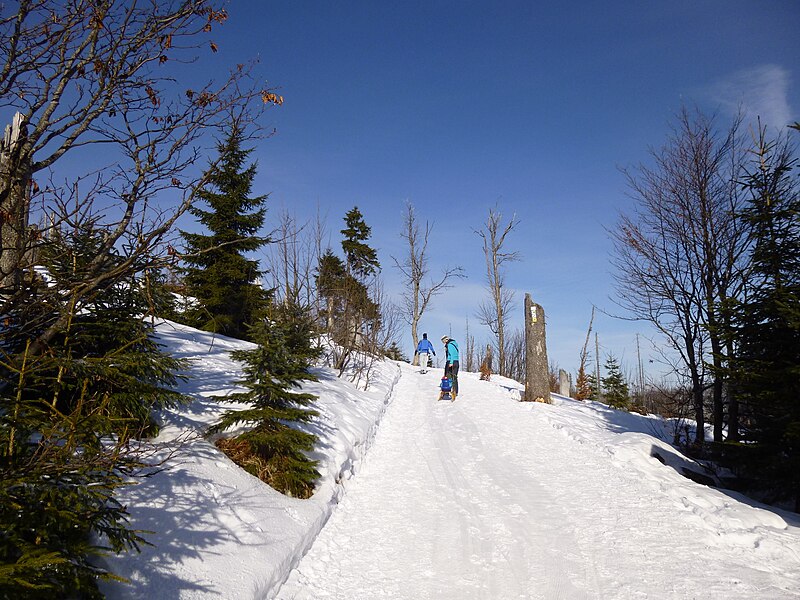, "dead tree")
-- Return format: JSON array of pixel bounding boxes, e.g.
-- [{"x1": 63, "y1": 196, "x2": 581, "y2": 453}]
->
[
  {"x1": 392, "y1": 201, "x2": 462, "y2": 352},
  {"x1": 475, "y1": 205, "x2": 520, "y2": 377}
]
